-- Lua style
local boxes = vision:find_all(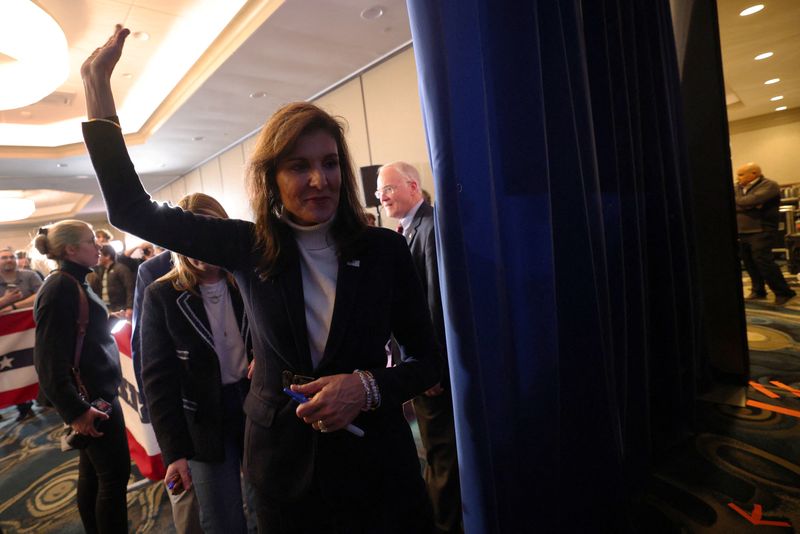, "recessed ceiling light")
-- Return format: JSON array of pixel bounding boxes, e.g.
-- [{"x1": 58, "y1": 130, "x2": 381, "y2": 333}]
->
[
  {"x1": 775, "y1": 106, "x2": 788, "y2": 111},
  {"x1": 739, "y1": 4, "x2": 764, "y2": 16},
  {"x1": 133, "y1": 31, "x2": 150, "y2": 41},
  {"x1": 771, "y1": 95, "x2": 784, "y2": 101},
  {"x1": 249, "y1": 91, "x2": 267, "y2": 99},
  {"x1": 754, "y1": 52, "x2": 773, "y2": 60},
  {"x1": 56, "y1": 163, "x2": 68, "y2": 168},
  {"x1": 361, "y1": 5, "x2": 385, "y2": 20},
  {"x1": 122, "y1": 73, "x2": 133, "y2": 79},
  {"x1": 764, "y1": 78, "x2": 780, "y2": 85},
  {"x1": 192, "y1": 136, "x2": 204, "y2": 142}
]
